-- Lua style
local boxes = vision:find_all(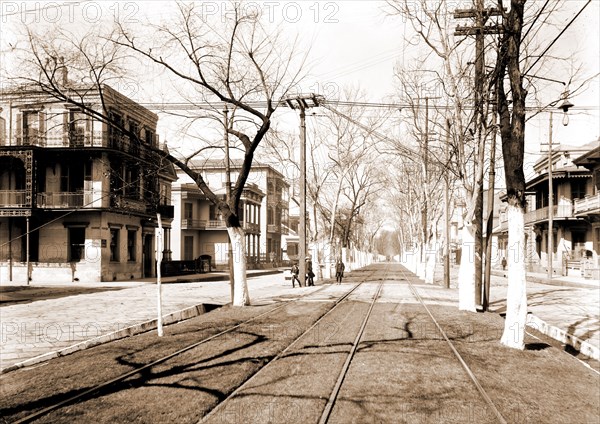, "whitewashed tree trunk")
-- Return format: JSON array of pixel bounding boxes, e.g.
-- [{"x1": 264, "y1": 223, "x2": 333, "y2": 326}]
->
[
  {"x1": 227, "y1": 227, "x2": 250, "y2": 306},
  {"x1": 458, "y1": 222, "x2": 477, "y2": 312},
  {"x1": 425, "y1": 234, "x2": 437, "y2": 285},
  {"x1": 501, "y1": 203, "x2": 527, "y2": 349}
]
